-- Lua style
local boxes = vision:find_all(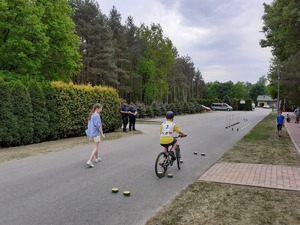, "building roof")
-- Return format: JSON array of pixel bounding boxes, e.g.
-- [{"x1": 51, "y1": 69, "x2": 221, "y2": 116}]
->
[{"x1": 257, "y1": 95, "x2": 276, "y2": 102}]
